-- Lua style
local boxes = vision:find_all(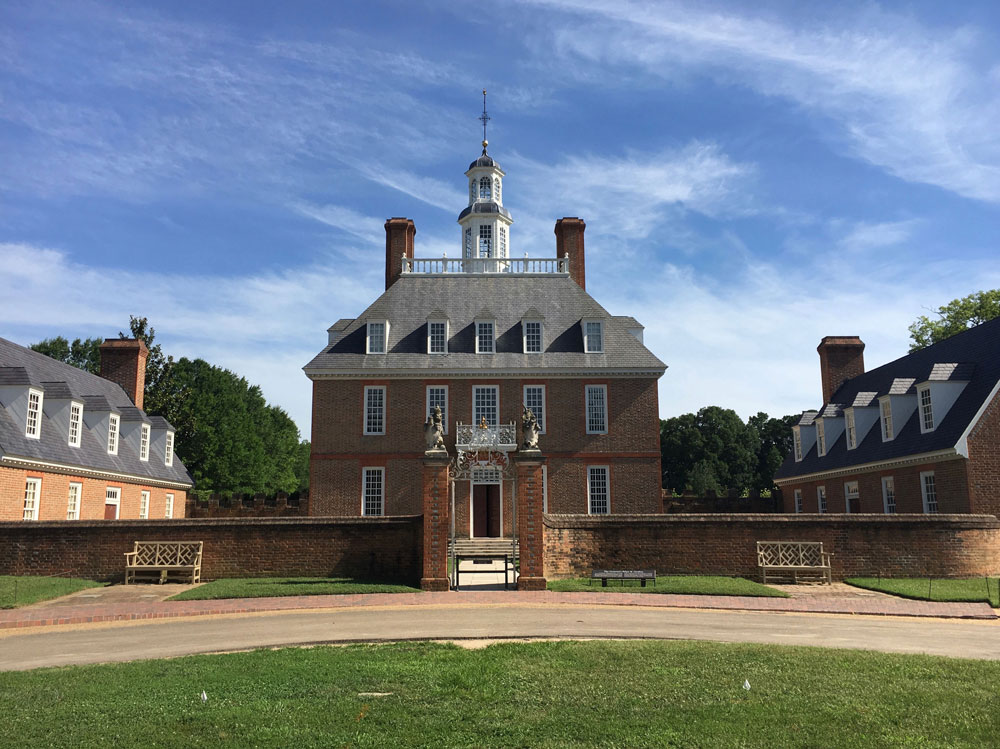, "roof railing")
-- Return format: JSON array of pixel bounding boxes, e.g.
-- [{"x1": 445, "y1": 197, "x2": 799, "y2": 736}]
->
[{"x1": 402, "y1": 256, "x2": 568, "y2": 275}]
